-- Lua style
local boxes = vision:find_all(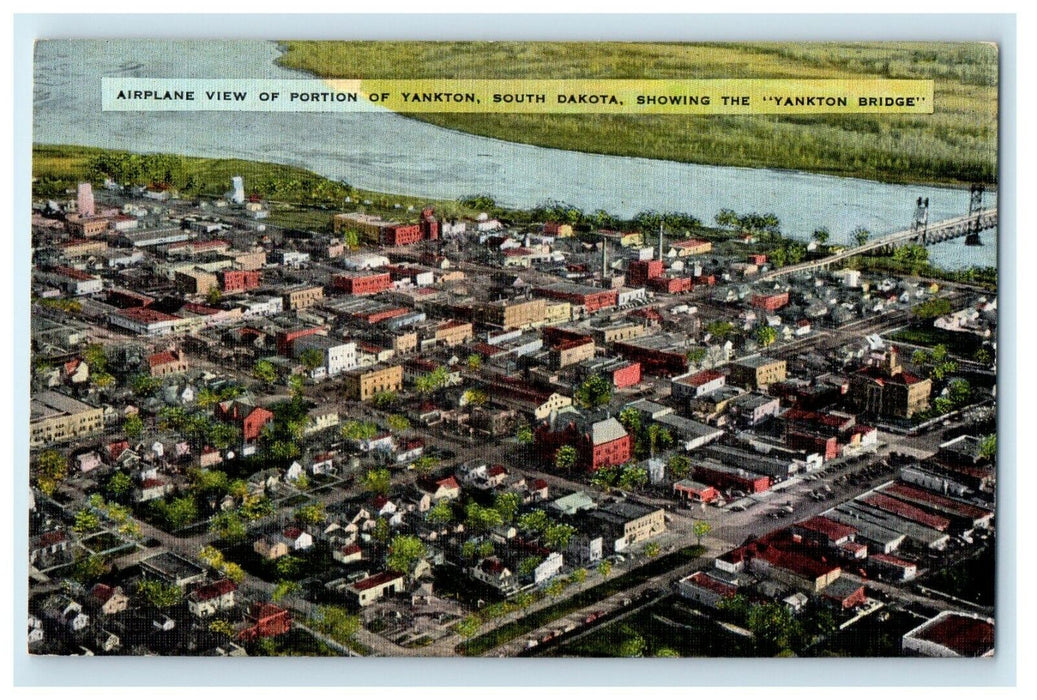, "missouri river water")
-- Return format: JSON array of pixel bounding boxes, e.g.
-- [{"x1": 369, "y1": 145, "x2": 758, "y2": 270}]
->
[{"x1": 33, "y1": 40, "x2": 997, "y2": 270}]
